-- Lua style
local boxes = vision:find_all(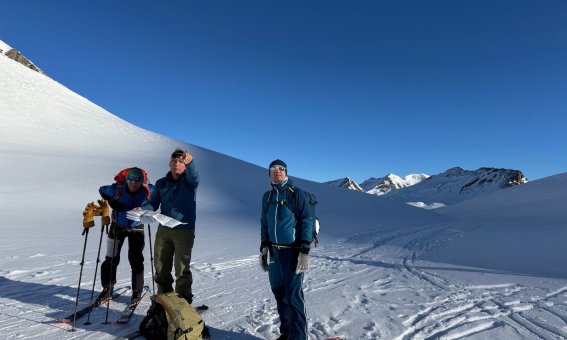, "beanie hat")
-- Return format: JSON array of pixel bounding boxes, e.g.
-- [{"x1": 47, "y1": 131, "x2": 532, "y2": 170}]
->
[
  {"x1": 171, "y1": 148, "x2": 184, "y2": 159},
  {"x1": 268, "y1": 159, "x2": 287, "y2": 175},
  {"x1": 126, "y1": 167, "x2": 144, "y2": 181}
]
